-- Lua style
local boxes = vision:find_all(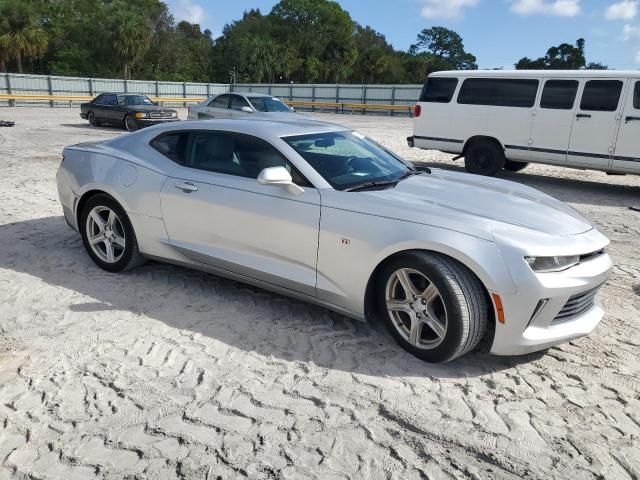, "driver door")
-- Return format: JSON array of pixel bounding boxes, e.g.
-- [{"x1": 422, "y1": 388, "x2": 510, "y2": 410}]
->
[{"x1": 158, "y1": 130, "x2": 320, "y2": 296}]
